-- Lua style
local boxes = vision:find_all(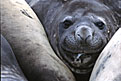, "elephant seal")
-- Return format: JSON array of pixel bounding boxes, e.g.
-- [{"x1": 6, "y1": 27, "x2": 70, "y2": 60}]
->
[
  {"x1": 1, "y1": 0, "x2": 75, "y2": 81},
  {"x1": 89, "y1": 28, "x2": 121, "y2": 81},
  {"x1": 1, "y1": 35, "x2": 28, "y2": 81},
  {"x1": 26, "y1": 0, "x2": 120, "y2": 80}
]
